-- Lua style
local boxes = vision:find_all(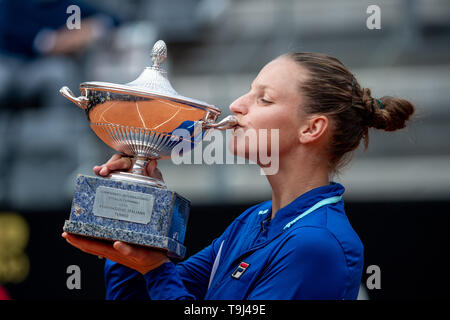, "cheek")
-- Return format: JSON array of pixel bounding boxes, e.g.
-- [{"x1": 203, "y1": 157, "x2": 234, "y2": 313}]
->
[
  {"x1": 256, "y1": 112, "x2": 298, "y2": 148},
  {"x1": 250, "y1": 108, "x2": 297, "y2": 131},
  {"x1": 248, "y1": 111, "x2": 277, "y2": 130},
  {"x1": 227, "y1": 119, "x2": 298, "y2": 159}
]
